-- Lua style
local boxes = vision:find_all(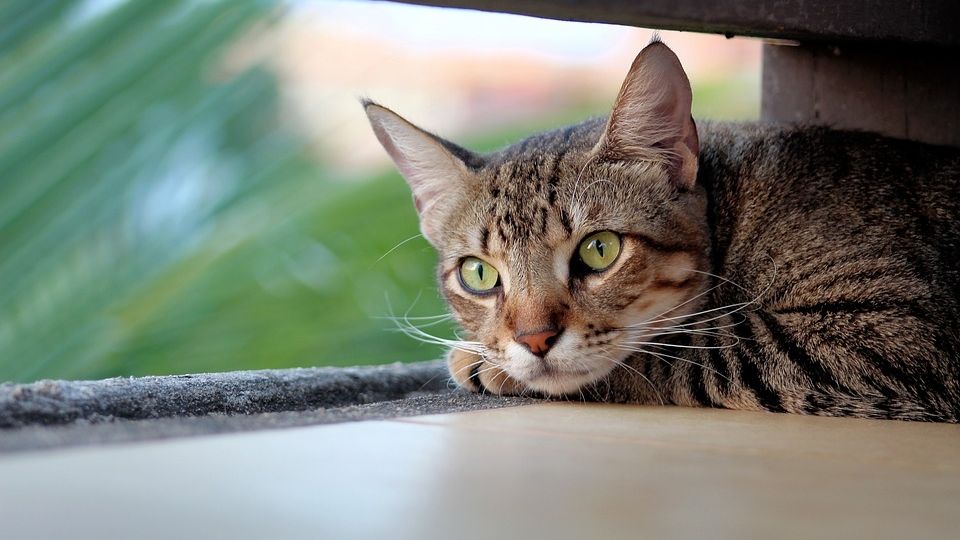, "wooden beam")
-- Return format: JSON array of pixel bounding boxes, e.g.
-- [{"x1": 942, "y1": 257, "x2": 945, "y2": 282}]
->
[{"x1": 393, "y1": 1, "x2": 960, "y2": 47}]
